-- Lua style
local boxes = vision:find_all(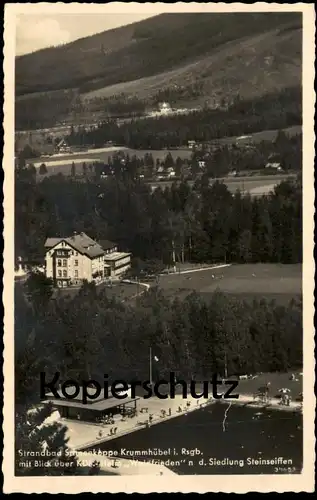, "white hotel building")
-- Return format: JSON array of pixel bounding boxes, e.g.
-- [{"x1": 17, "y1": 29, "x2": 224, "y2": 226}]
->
[{"x1": 44, "y1": 232, "x2": 131, "y2": 287}]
